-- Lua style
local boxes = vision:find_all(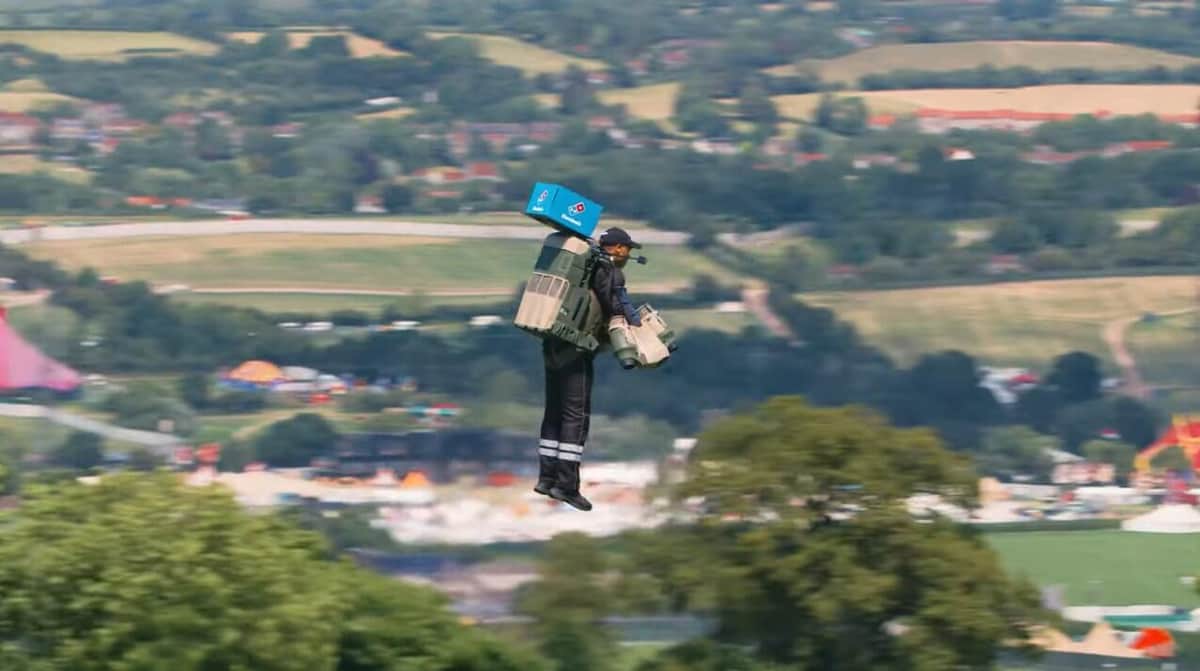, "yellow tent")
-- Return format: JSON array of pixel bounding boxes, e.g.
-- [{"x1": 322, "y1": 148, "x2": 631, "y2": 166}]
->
[
  {"x1": 228, "y1": 360, "x2": 285, "y2": 384},
  {"x1": 401, "y1": 471, "x2": 432, "y2": 488}
]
